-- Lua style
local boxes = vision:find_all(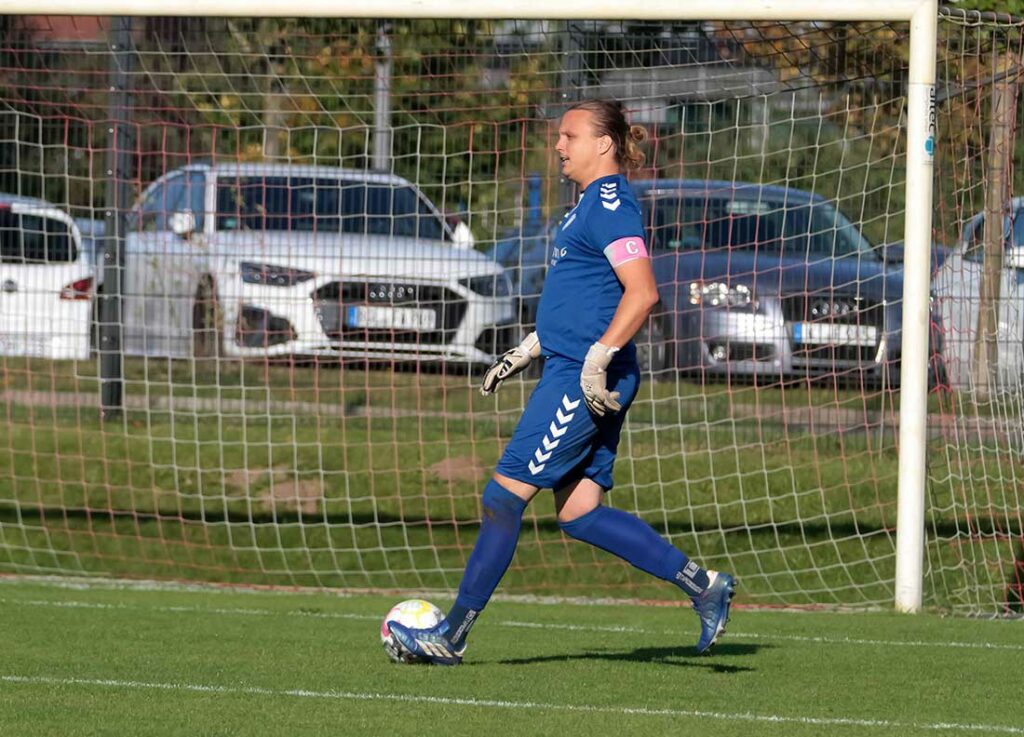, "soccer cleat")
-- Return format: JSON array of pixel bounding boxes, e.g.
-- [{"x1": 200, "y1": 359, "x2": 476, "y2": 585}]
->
[
  {"x1": 386, "y1": 619, "x2": 466, "y2": 666},
  {"x1": 692, "y1": 570, "x2": 736, "y2": 654}
]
